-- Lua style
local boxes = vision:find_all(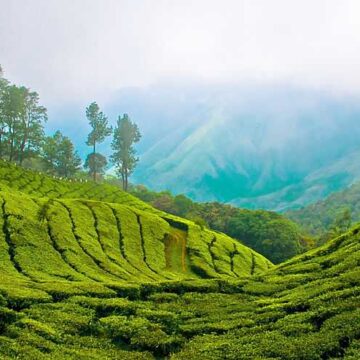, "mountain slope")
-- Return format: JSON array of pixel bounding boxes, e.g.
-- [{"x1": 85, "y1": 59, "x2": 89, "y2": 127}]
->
[
  {"x1": 176, "y1": 226, "x2": 360, "y2": 359},
  {"x1": 55, "y1": 83, "x2": 360, "y2": 211},
  {"x1": 287, "y1": 178, "x2": 360, "y2": 236},
  {"x1": 233, "y1": 149, "x2": 360, "y2": 211},
  {"x1": 106, "y1": 83, "x2": 360, "y2": 210}
]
